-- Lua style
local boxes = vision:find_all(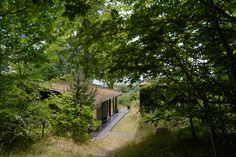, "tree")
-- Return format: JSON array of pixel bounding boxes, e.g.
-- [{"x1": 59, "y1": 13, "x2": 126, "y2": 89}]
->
[
  {"x1": 0, "y1": 0, "x2": 104, "y2": 153},
  {"x1": 80, "y1": 0, "x2": 236, "y2": 151}
]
